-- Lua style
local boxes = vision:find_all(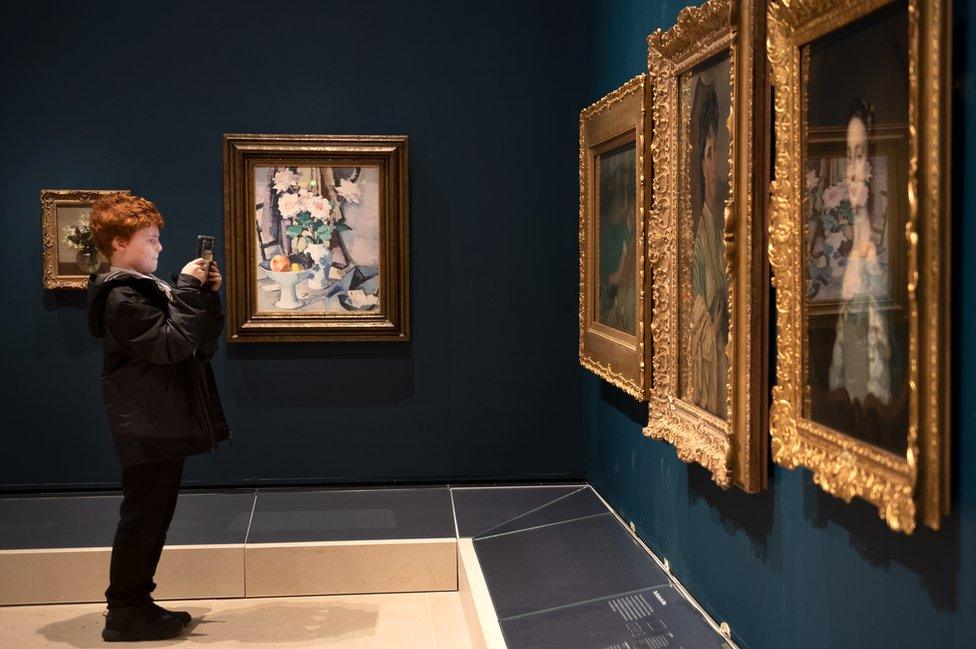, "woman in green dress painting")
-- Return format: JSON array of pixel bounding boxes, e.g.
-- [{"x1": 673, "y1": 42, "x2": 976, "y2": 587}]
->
[{"x1": 598, "y1": 144, "x2": 637, "y2": 335}]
